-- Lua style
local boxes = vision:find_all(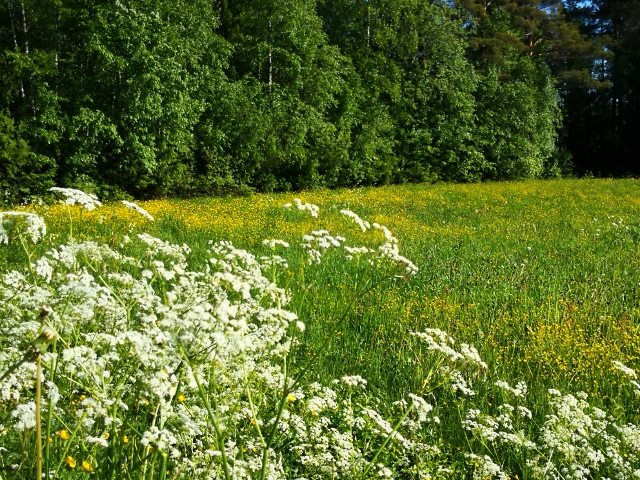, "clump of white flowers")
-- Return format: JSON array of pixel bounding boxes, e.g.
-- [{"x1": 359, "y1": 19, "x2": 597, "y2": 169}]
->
[
  {"x1": 0, "y1": 203, "x2": 444, "y2": 479},
  {"x1": 283, "y1": 198, "x2": 319, "y2": 218},
  {"x1": 340, "y1": 209, "x2": 370, "y2": 232},
  {"x1": 613, "y1": 360, "x2": 640, "y2": 395},
  {"x1": 301, "y1": 230, "x2": 346, "y2": 264},
  {"x1": 462, "y1": 377, "x2": 640, "y2": 479},
  {"x1": 0, "y1": 211, "x2": 46, "y2": 244},
  {"x1": 121, "y1": 200, "x2": 154, "y2": 221},
  {"x1": 373, "y1": 223, "x2": 419, "y2": 276},
  {"x1": 49, "y1": 187, "x2": 103, "y2": 211}
]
